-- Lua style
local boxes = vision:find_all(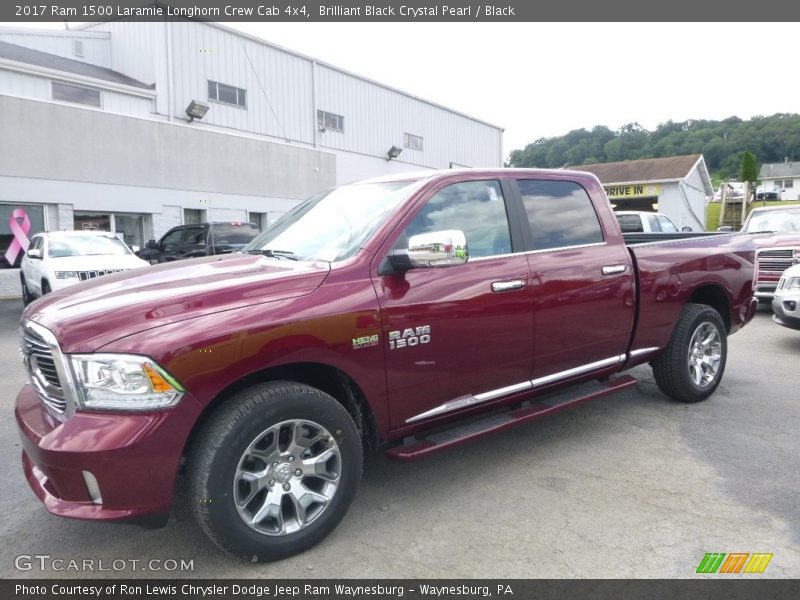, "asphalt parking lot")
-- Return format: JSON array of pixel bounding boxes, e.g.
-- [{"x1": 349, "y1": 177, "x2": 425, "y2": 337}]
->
[{"x1": 0, "y1": 299, "x2": 798, "y2": 579}]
